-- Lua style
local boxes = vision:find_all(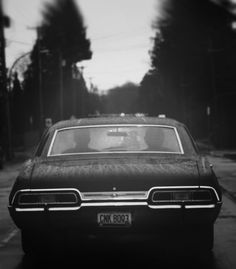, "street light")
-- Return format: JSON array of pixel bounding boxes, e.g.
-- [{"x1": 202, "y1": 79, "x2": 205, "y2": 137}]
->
[{"x1": 8, "y1": 51, "x2": 31, "y2": 89}]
